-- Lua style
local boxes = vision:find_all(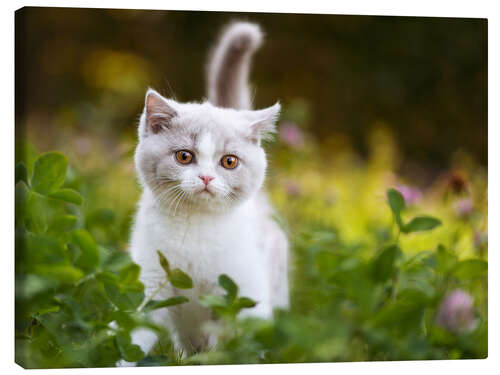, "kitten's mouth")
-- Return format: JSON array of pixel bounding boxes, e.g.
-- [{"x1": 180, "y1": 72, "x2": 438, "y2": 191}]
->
[{"x1": 199, "y1": 187, "x2": 215, "y2": 196}]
